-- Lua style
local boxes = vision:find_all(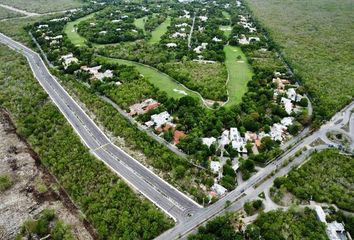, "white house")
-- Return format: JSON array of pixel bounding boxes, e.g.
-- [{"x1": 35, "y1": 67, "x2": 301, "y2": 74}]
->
[
  {"x1": 199, "y1": 16, "x2": 208, "y2": 22},
  {"x1": 212, "y1": 183, "x2": 227, "y2": 196},
  {"x1": 99, "y1": 30, "x2": 107, "y2": 35},
  {"x1": 202, "y1": 137, "x2": 217, "y2": 147},
  {"x1": 150, "y1": 111, "x2": 172, "y2": 129},
  {"x1": 281, "y1": 117, "x2": 293, "y2": 127},
  {"x1": 230, "y1": 128, "x2": 247, "y2": 153},
  {"x1": 166, "y1": 43, "x2": 178, "y2": 48},
  {"x1": 210, "y1": 161, "x2": 221, "y2": 174},
  {"x1": 270, "y1": 123, "x2": 286, "y2": 142},
  {"x1": 281, "y1": 97, "x2": 293, "y2": 115},
  {"x1": 287, "y1": 88, "x2": 297, "y2": 101},
  {"x1": 193, "y1": 42, "x2": 208, "y2": 53},
  {"x1": 219, "y1": 130, "x2": 230, "y2": 147},
  {"x1": 60, "y1": 53, "x2": 78, "y2": 69},
  {"x1": 38, "y1": 24, "x2": 48, "y2": 29},
  {"x1": 171, "y1": 32, "x2": 187, "y2": 38},
  {"x1": 176, "y1": 23, "x2": 188, "y2": 27},
  {"x1": 212, "y1": 36, "x2": 222, "y2": 42}
]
